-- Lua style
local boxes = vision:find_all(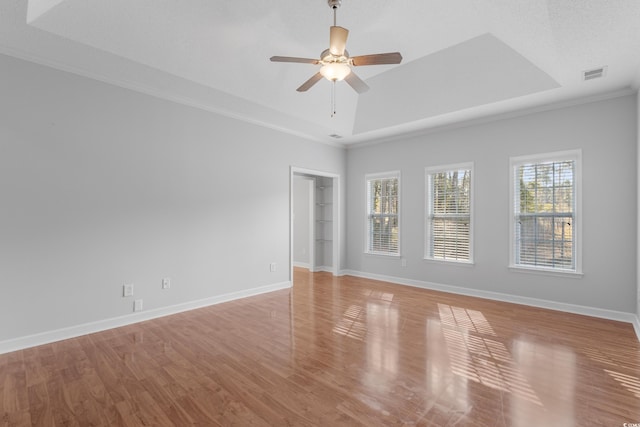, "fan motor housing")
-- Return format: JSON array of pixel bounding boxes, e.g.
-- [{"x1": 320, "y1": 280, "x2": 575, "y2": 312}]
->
[
  {"x1": 320, "y1": 49, "x2": 349, "y2": 64},
  {"x1": 327, "y1": 0, "x2": 342, "y2": 9}
]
